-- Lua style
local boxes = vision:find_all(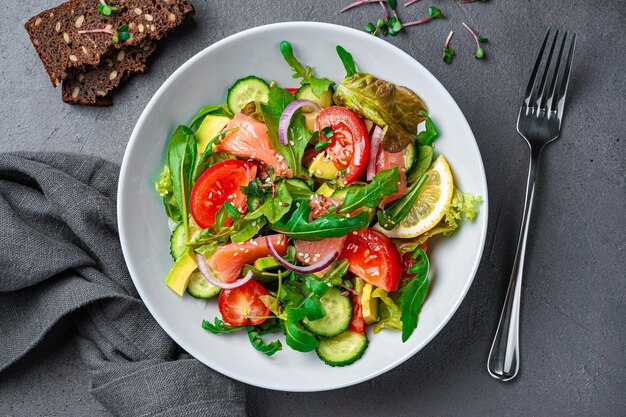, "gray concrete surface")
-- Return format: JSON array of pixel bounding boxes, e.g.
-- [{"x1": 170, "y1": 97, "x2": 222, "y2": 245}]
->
[{"x1": 1, "y1": 0, "x2": 625, "y2": 416}]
